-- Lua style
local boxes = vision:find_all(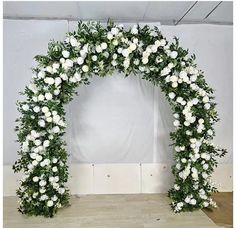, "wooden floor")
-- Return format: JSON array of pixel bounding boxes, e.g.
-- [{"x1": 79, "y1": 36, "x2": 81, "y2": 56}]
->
[
  {"x1": 203, "y1": 192, "x2": 233, "y2": 228},
  {"x1": 4, "y1": 194, "x2": 228, "y2": 228}
]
